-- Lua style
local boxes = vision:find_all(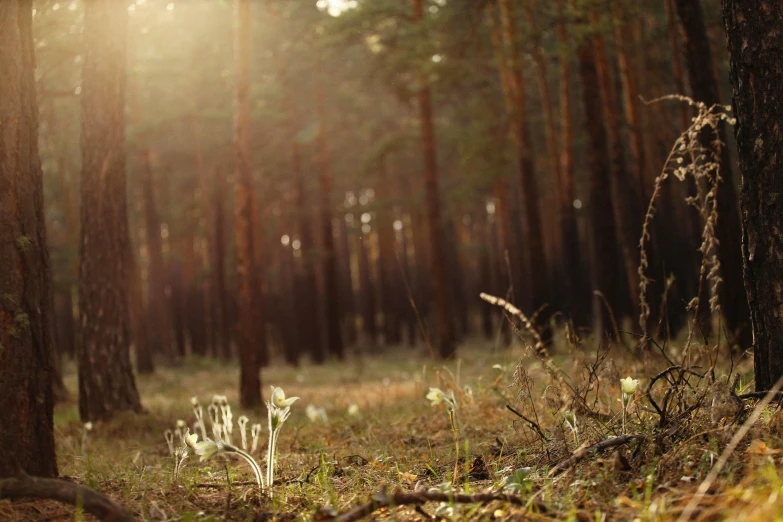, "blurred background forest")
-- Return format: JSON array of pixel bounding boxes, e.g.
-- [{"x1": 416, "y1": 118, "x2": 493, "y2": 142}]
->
[{"x1": 35, "y1": 0, "x2": 743, "y2": 394}]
